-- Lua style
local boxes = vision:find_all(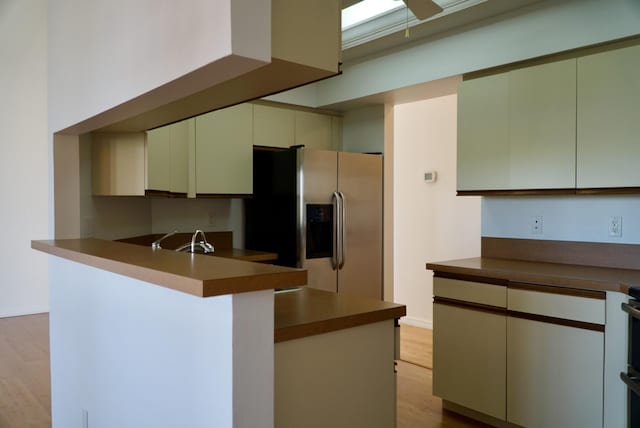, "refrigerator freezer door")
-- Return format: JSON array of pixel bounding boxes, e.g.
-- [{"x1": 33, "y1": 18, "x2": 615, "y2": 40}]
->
[
  {"x1": 337, "y1": 152, "x2": 383, "y2": 299},
  {"x1": 302, "y1": 149, "x2": 339, "y2": 293}
]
